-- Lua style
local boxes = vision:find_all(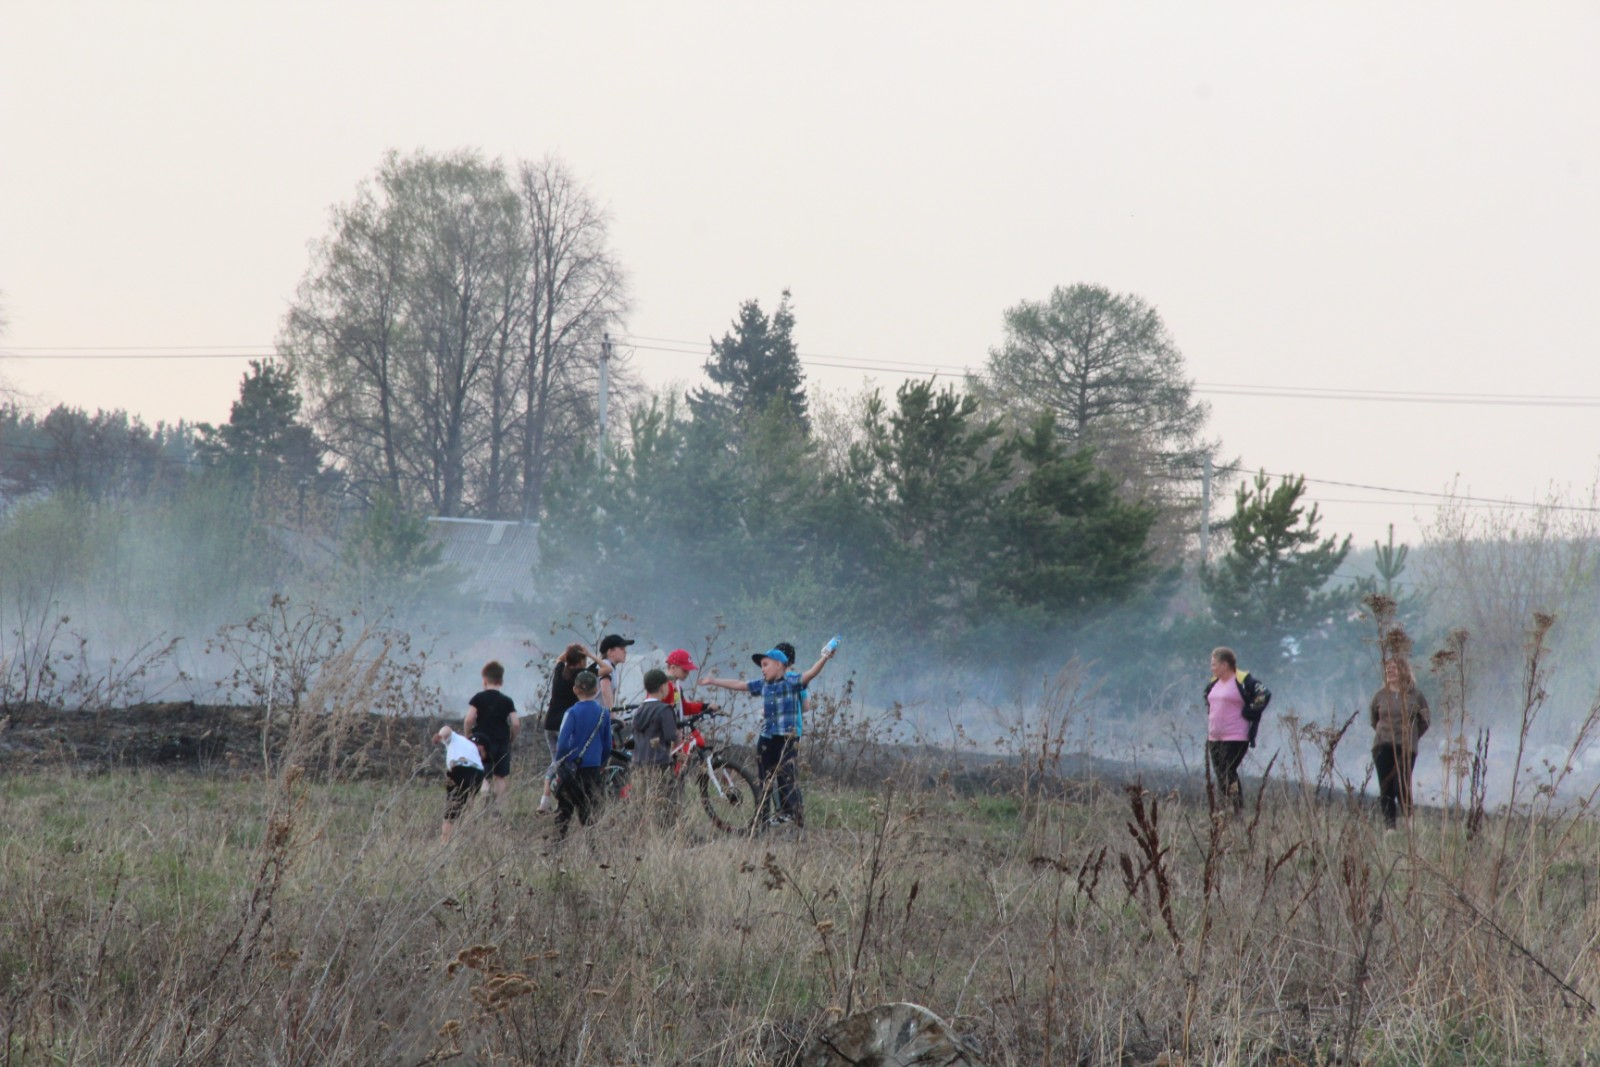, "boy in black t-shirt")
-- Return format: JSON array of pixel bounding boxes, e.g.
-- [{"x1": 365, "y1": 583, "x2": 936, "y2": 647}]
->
[{"x1": 464, "y1": 660, "x2": 519, "y2": 807}]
